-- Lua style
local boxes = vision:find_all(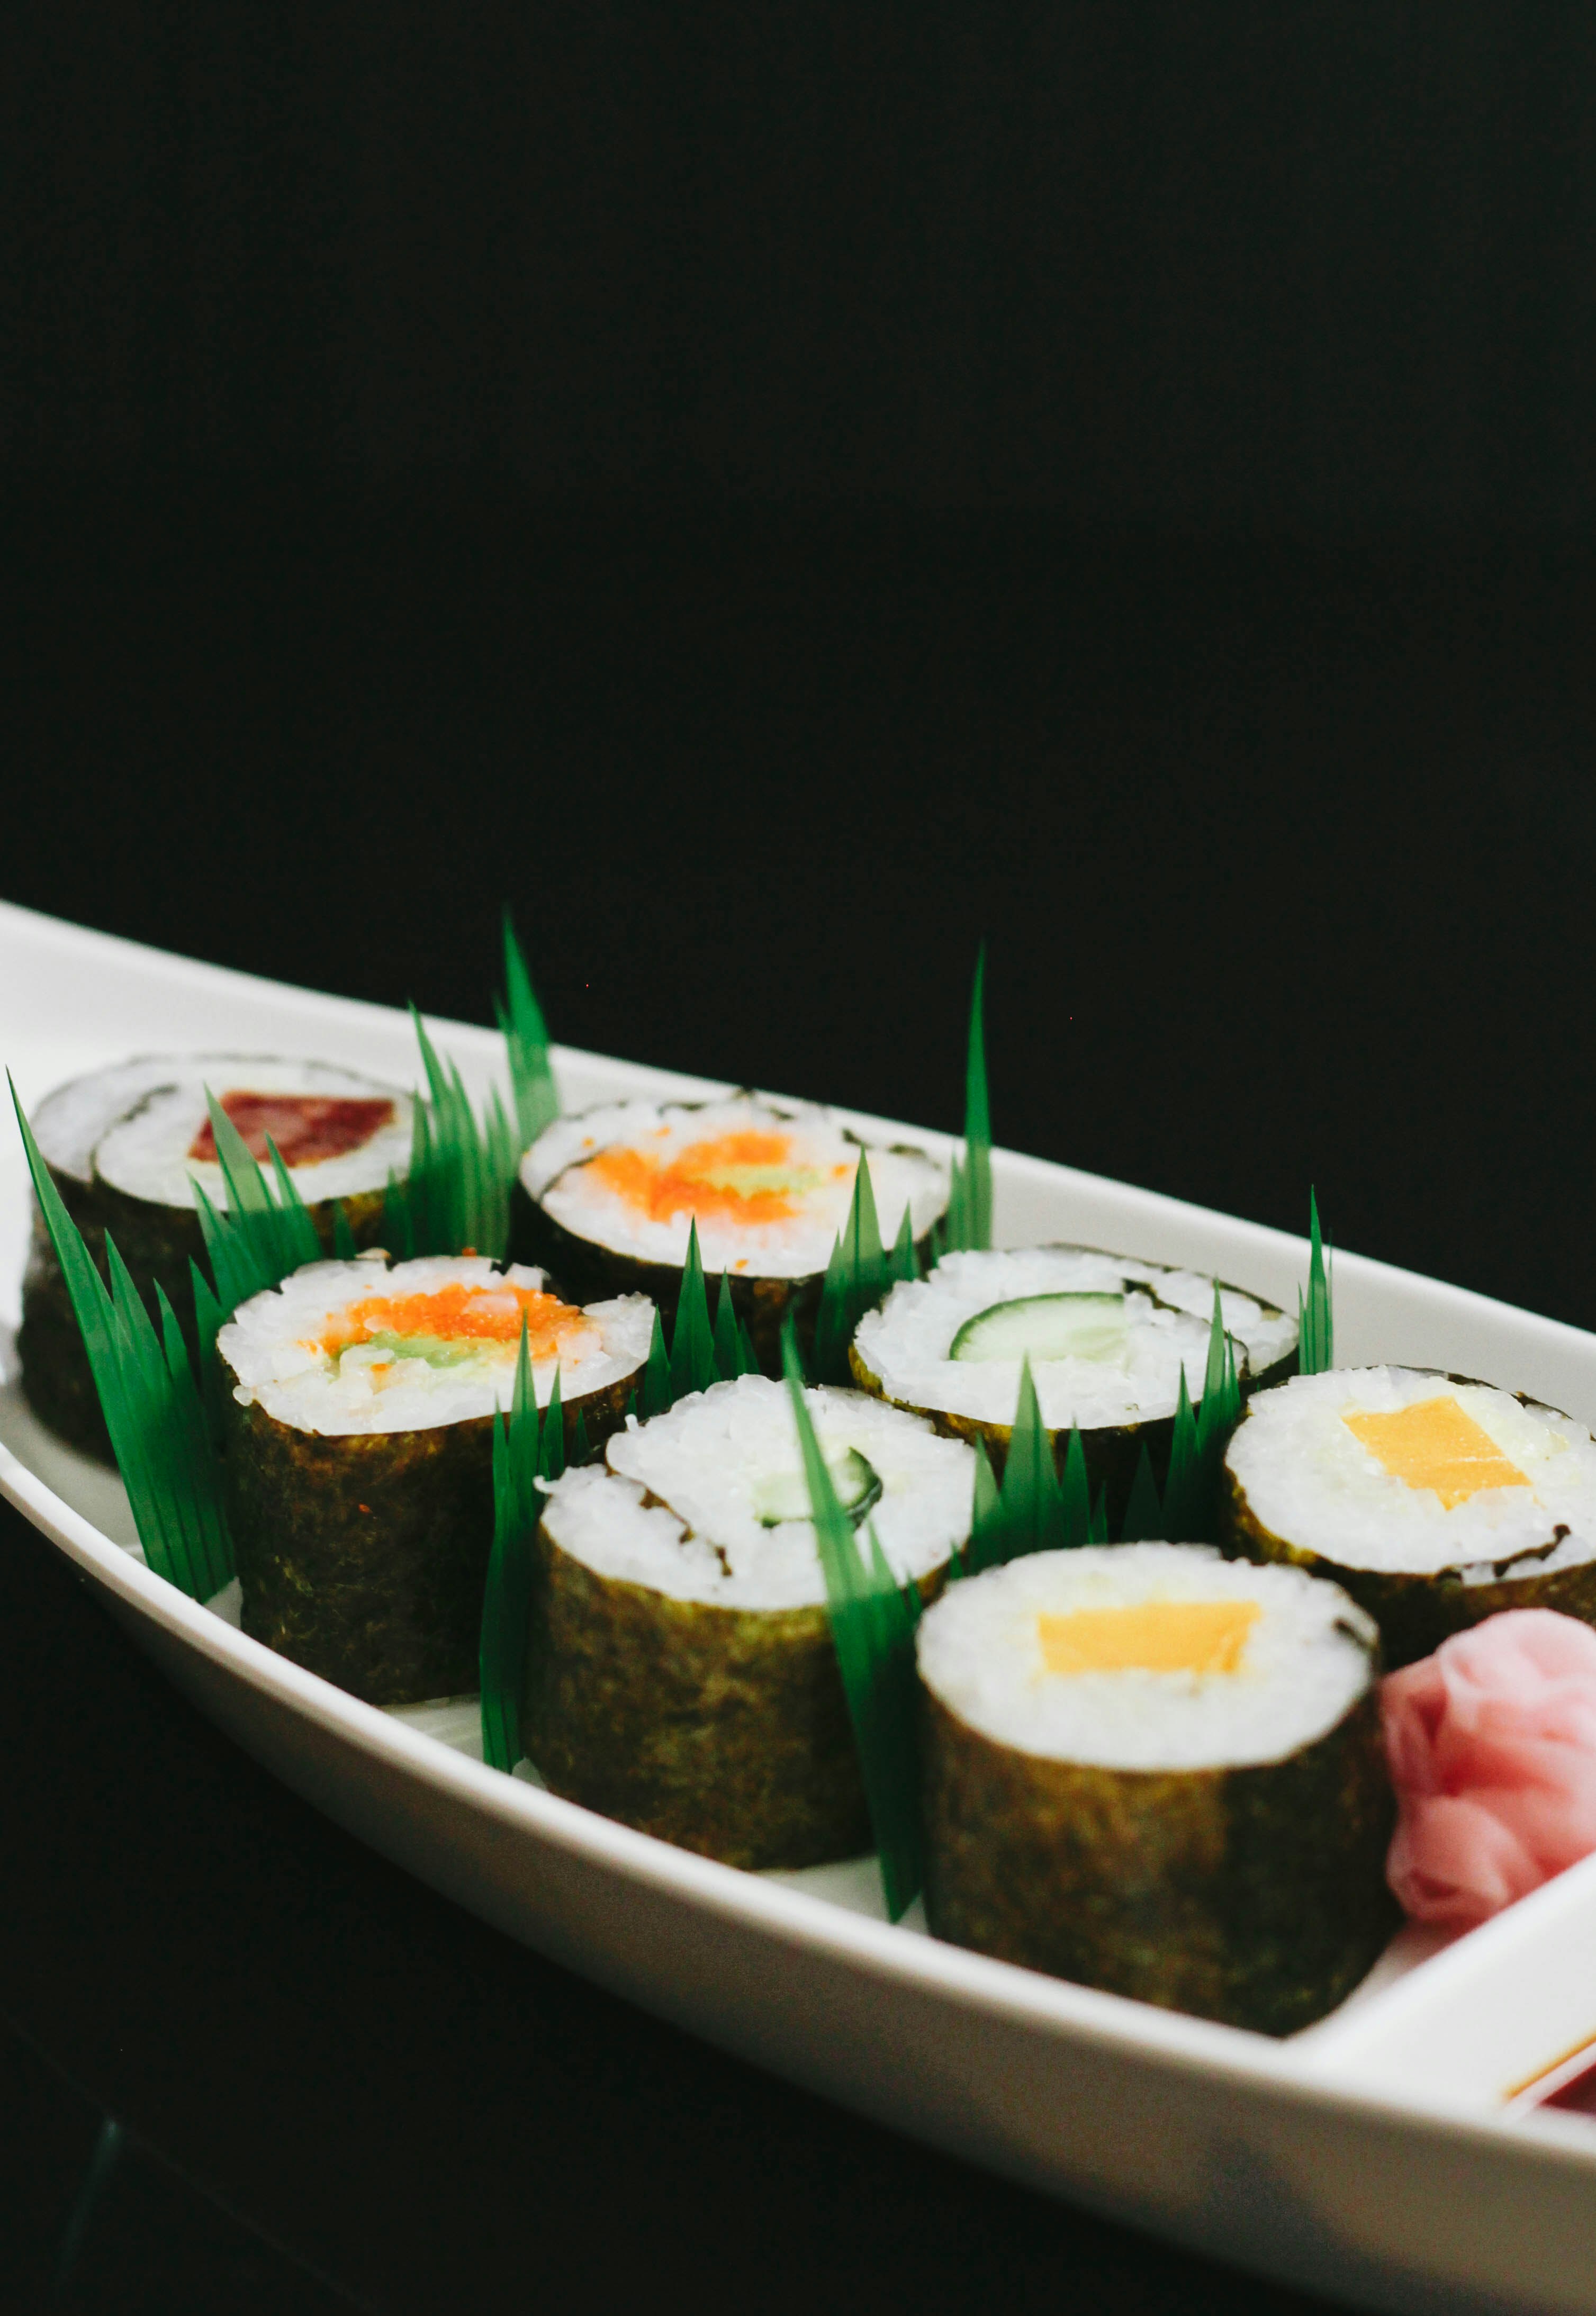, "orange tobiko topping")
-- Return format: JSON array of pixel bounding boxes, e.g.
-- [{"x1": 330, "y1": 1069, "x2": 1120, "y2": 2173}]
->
[
  {"x1": 585, "y1": 1130, "x2": 847, "y2": 1228},
  {"x1": 318, "y1": 1282, "x2": 593, "y2": 1359}
]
